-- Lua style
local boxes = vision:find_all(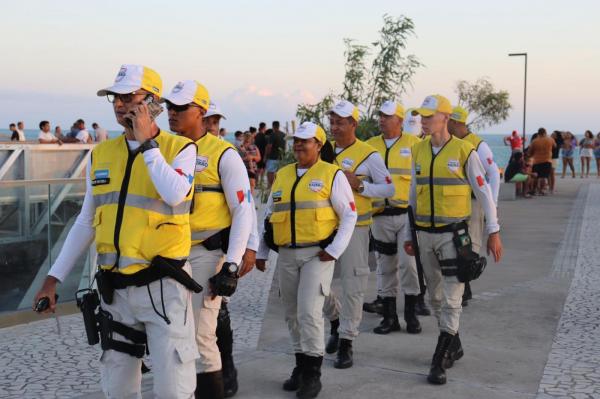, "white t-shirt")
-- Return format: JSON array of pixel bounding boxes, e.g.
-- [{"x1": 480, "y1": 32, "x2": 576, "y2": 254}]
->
[
  {"x1": 38, "y1": 131, "x2": 57, "y2": 142},
  {"x1": 94, "y1": 128, "x2": 109, "y2": 142},
  {"x1": 16, "y1": 129, "x2": 26, "y2": 141},
  {"x1": 76, "y1": 129, "x2": 90, "y2": 143}
]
